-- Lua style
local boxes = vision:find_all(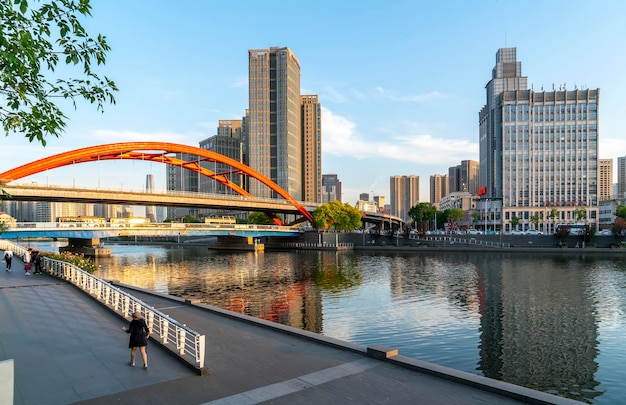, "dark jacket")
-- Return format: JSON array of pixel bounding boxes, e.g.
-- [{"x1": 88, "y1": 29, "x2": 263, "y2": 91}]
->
[{"x1": 127, "y1": 318, "x2": 149, "y2": 348}]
